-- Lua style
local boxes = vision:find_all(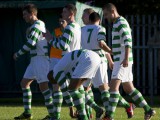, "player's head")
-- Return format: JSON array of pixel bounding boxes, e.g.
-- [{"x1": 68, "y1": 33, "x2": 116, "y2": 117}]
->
[
  {"x1": 89, "y1": 12, "x2": 101, "y2": 25},
  {"x1": 58, "y1": 15, "x2": 67, "y2": 29},
  {"x1": 103, "y1": 3, "x2": 118, "y2": 23},
  {"x1": 22, "y1": 4, "x2": 38, "y2": 23},
  {"x1": 62, "y1": 4, "x2": 77, "y2": 22},
  {"x1": 82, "y1": 8, "x2": 95, "y2": 25}
]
